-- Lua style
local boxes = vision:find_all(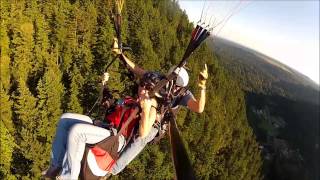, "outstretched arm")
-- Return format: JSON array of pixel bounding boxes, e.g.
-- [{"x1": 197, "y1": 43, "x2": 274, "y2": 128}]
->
[
  {"x1": 187, "y1": 64, "x2": 208, "y2": 113},
  {"x1": 112, "y1": 38, "x2": 145, "y2": 78},
  {"x1": 119, "y1": 54, "x2": 146, "y2": 78},
  {"x1": 187, "y1": 89, "x2": 206, "y2": 113}
]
